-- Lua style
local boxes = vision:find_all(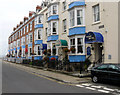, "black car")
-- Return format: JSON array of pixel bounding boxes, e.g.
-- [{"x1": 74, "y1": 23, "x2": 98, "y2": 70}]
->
[{"x1": 91, "y1": 64, "x2": 120, "y2": 83}]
